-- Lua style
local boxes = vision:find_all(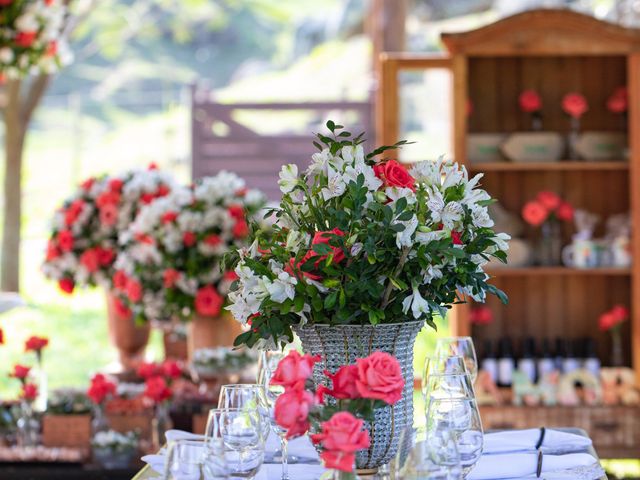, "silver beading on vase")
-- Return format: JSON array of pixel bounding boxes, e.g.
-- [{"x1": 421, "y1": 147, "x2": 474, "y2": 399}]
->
[{"x1": 294, "y1": 320, "x2": 424, "y2": 471}]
